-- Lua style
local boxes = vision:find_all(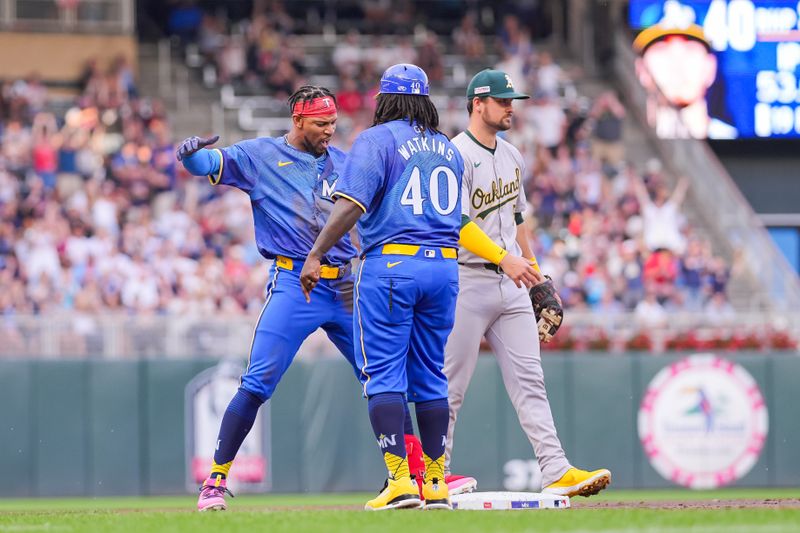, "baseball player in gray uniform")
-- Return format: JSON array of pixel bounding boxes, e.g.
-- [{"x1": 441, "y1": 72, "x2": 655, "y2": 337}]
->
[{"x1": 443, "y1": 69, "x2": 611, "y2": 498}]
